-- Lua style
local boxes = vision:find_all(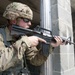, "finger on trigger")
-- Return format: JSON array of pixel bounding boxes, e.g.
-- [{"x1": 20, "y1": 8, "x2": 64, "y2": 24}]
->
[{"x1": 38, "y1": 37, "x2": 47, "y2": 43}]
